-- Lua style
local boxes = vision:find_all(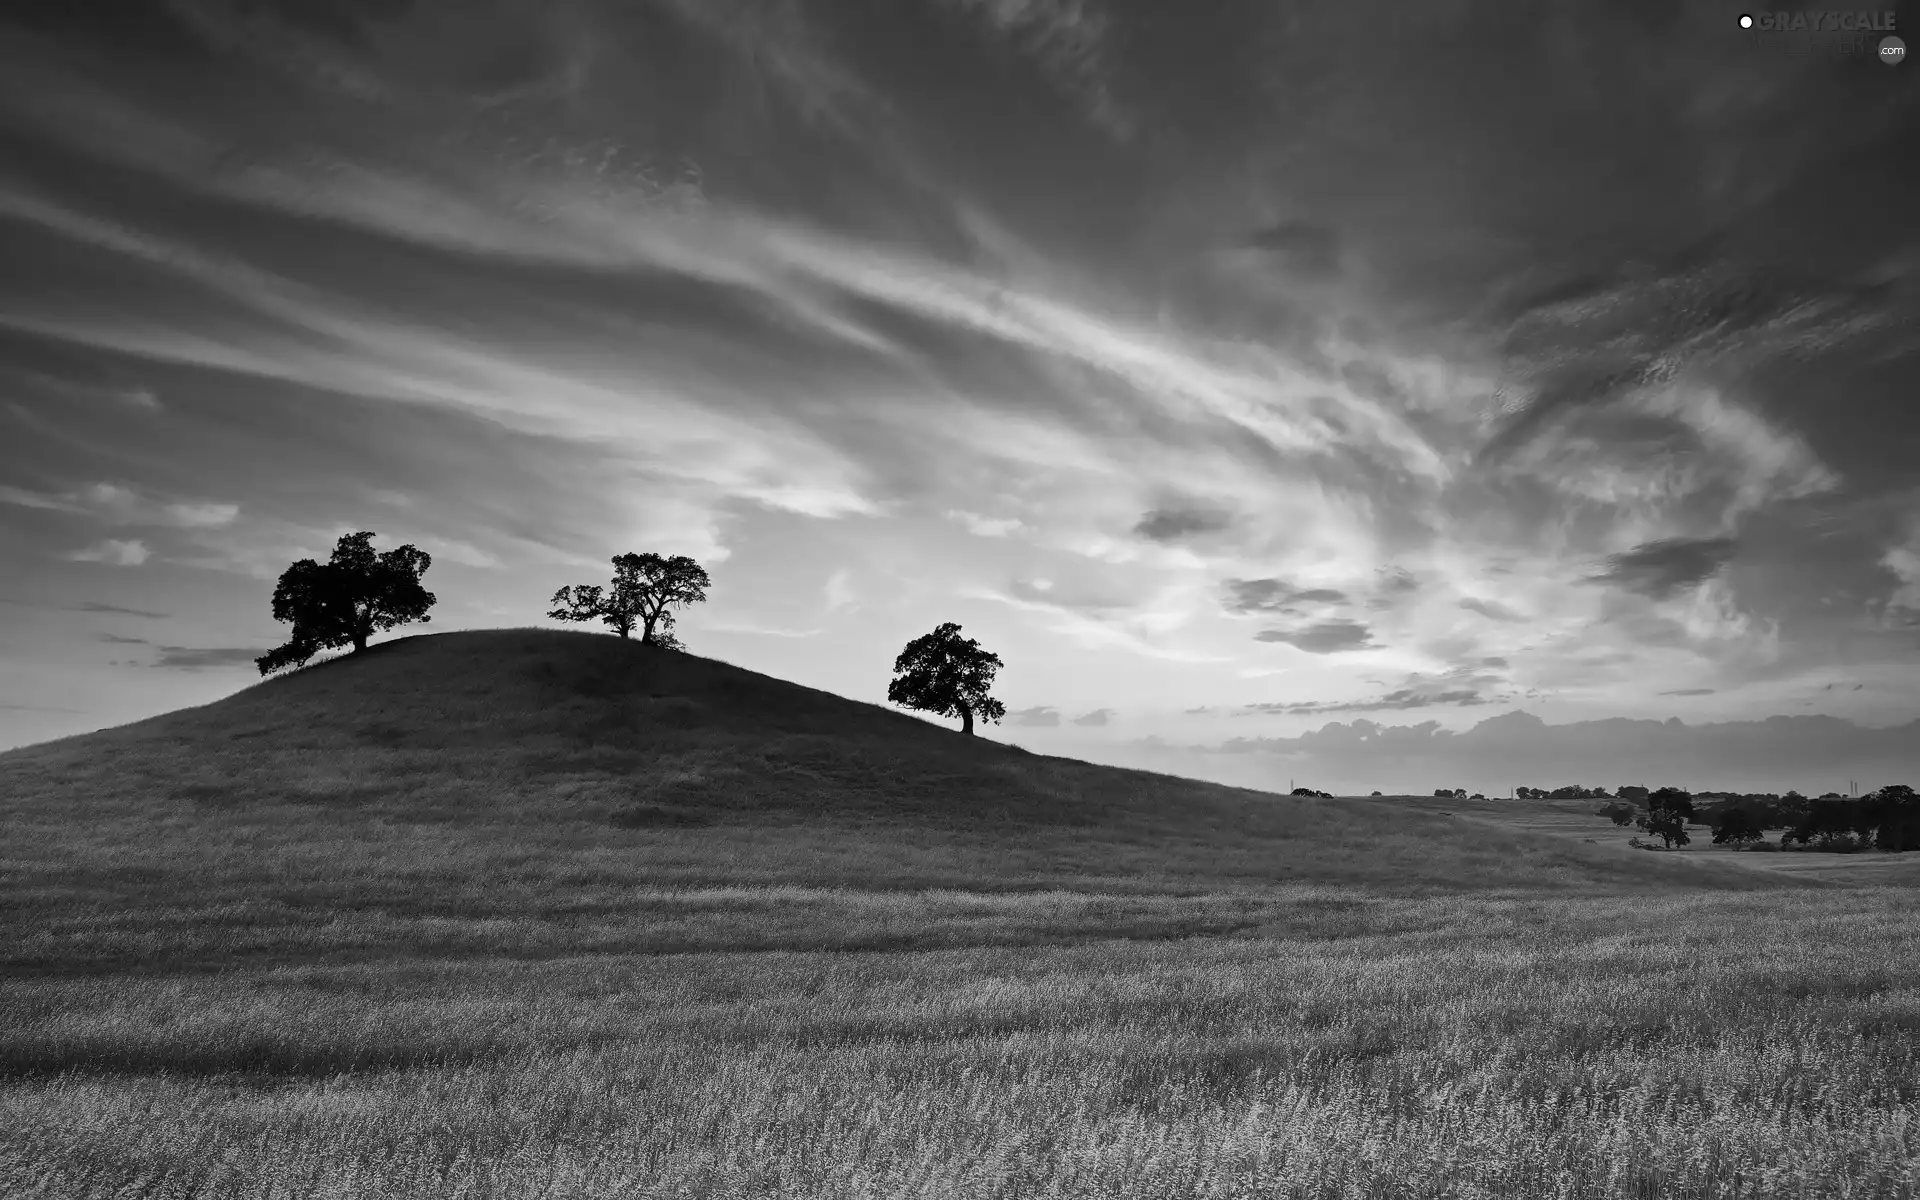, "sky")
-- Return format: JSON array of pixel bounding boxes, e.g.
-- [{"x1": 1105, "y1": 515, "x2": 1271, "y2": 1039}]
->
[{"x1": 1, "y1": 0, "x2": 1917, "y2": 795}]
